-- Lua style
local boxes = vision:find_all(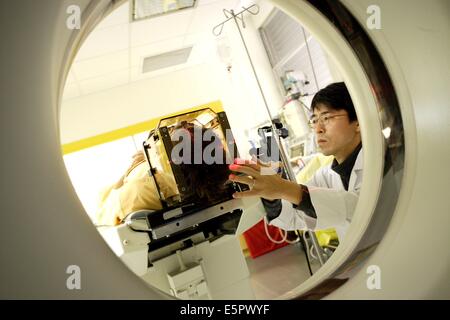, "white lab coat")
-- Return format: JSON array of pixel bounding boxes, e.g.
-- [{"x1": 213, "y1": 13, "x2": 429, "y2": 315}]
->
[{"x1": 269, "y1": 149, "x2": 363, "y2": 240}]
